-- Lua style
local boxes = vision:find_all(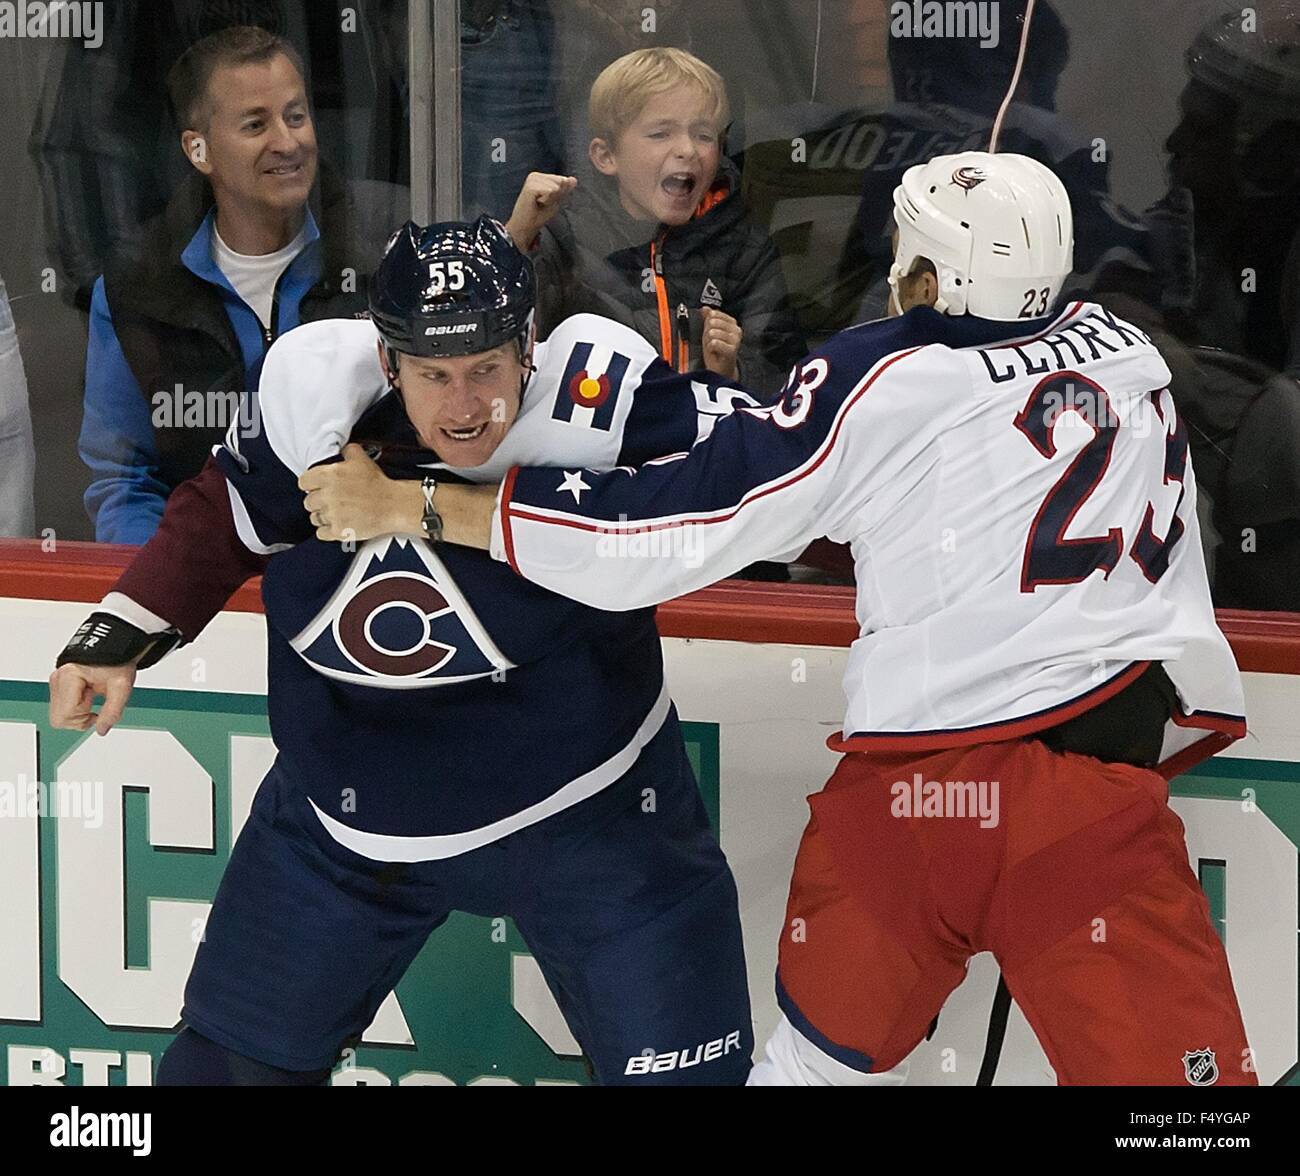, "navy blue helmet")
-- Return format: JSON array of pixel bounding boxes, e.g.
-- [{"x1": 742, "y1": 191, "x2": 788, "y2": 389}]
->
[{"x1": 368, "y1": 216, "x2": 536, "y2": 360}]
